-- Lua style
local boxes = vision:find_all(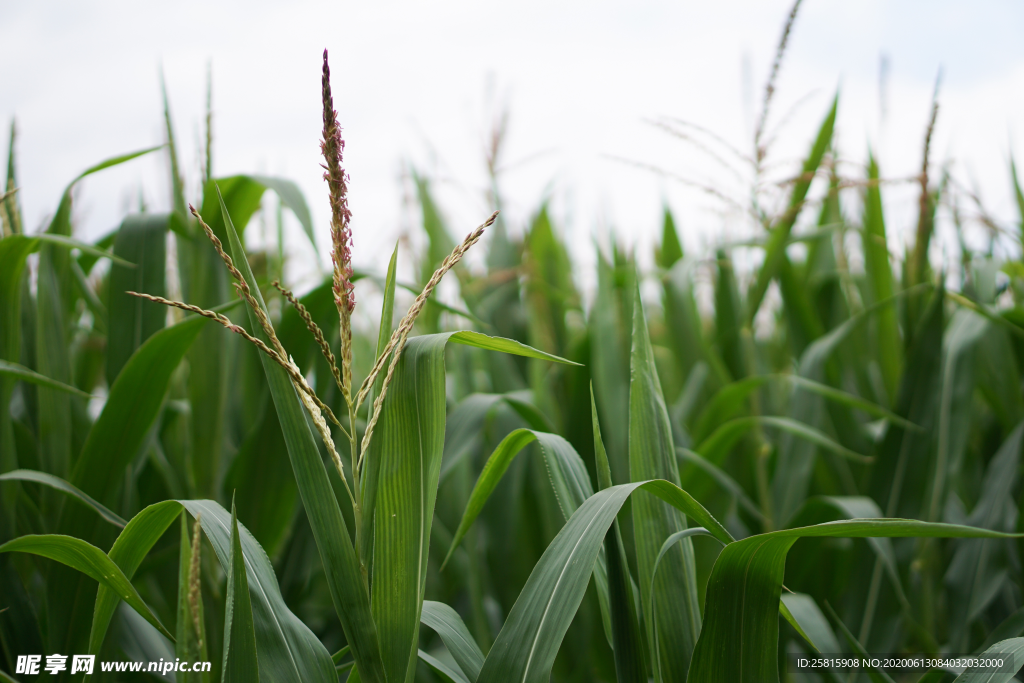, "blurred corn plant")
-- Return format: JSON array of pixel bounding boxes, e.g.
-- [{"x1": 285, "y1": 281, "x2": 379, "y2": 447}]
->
[{"x1": 5, "y1": 6, "x2": 1024, "y2": 683}]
